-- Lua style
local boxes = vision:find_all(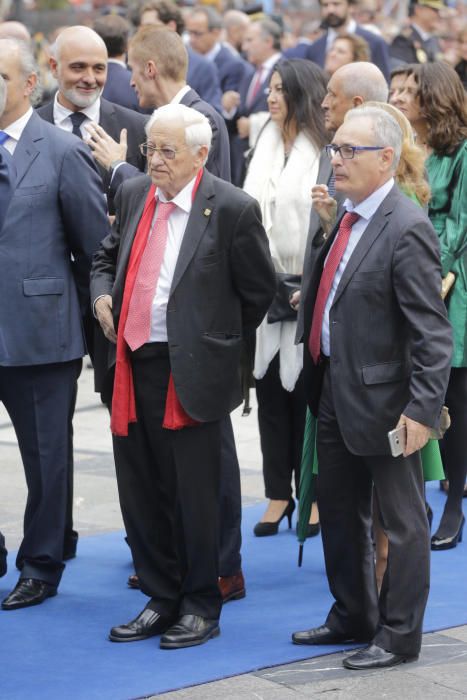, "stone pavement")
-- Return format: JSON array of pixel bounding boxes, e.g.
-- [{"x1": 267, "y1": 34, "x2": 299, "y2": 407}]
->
[{"x1": 1, "y1": 365, "x2": 466, "y2": 699}]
